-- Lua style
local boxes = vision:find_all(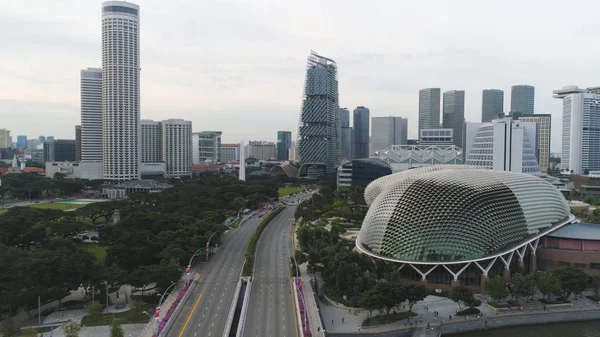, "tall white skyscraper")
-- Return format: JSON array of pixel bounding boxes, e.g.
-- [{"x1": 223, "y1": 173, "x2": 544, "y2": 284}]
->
[
  {"x1": 80, "y1": 68, "x2": 103, "y2": 162},
  {"x1": 102, "y1": 1, "x2": 140, "y2": 181},
  {"x1": 141, "y1": 120, "x2": 161, "y2": 163},
  {"x1": 560, "y1": 93, "x2": 600, "y2": 174},
  {"x1": 161, "y1": 119, "x2": 192, "y2": 178},
  {"x1": 0, "y1": 129, "x2": 10, "y2": 148}
]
